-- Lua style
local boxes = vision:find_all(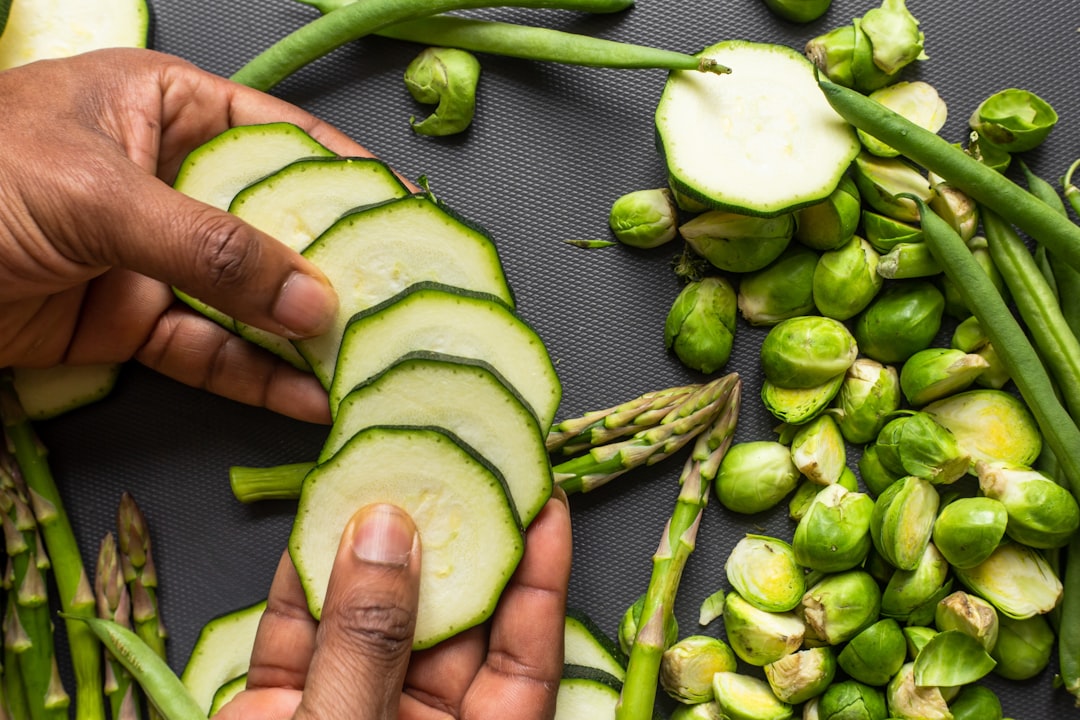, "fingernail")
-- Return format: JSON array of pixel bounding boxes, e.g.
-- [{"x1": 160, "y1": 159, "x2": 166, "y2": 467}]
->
[
  {"x1": 273, "y1": 271, "x2": 338, "y2": 338},
  {"x1": 350, "y1": 504, "x2": 416, "y2": 567}
]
